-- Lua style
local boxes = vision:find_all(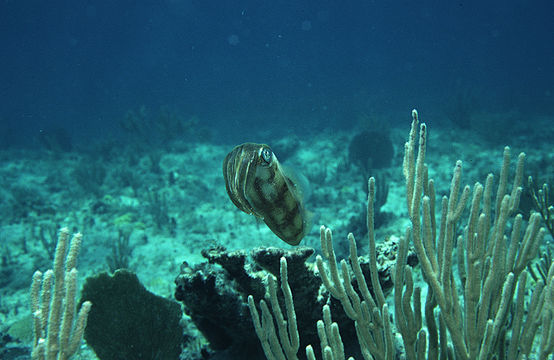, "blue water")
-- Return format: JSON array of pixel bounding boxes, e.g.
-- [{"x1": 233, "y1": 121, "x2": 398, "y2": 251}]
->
[
  {"x1": 1, "y1": 0, "x2": 553, "y2": 147},
  {"x1": 1, "y1": 3, "x2": 553, "y2": 359}
]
